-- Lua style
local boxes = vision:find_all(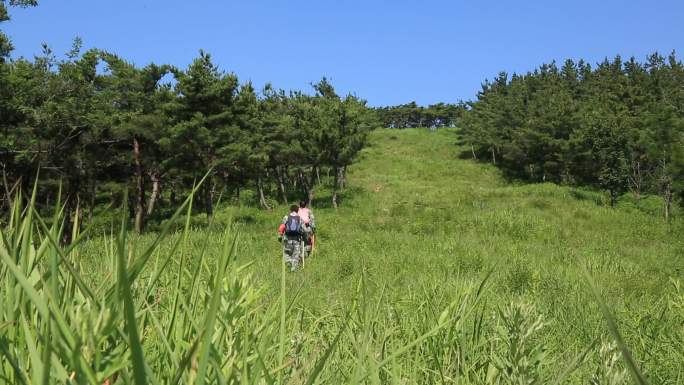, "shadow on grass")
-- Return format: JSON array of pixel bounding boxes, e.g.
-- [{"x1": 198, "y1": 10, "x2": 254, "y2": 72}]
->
[
  {"x1": 314, "y1": 186, "x2": 366, "y2": 209},
  {"x1": 569, "y1": 189, "x2": 605, "y2": 207},
  {"x1": 457, "y1": 149, "x2": 480, "y2": 160},
  {"x1": 234, "y1": 214, "x2": 257, "y2": 224}
]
